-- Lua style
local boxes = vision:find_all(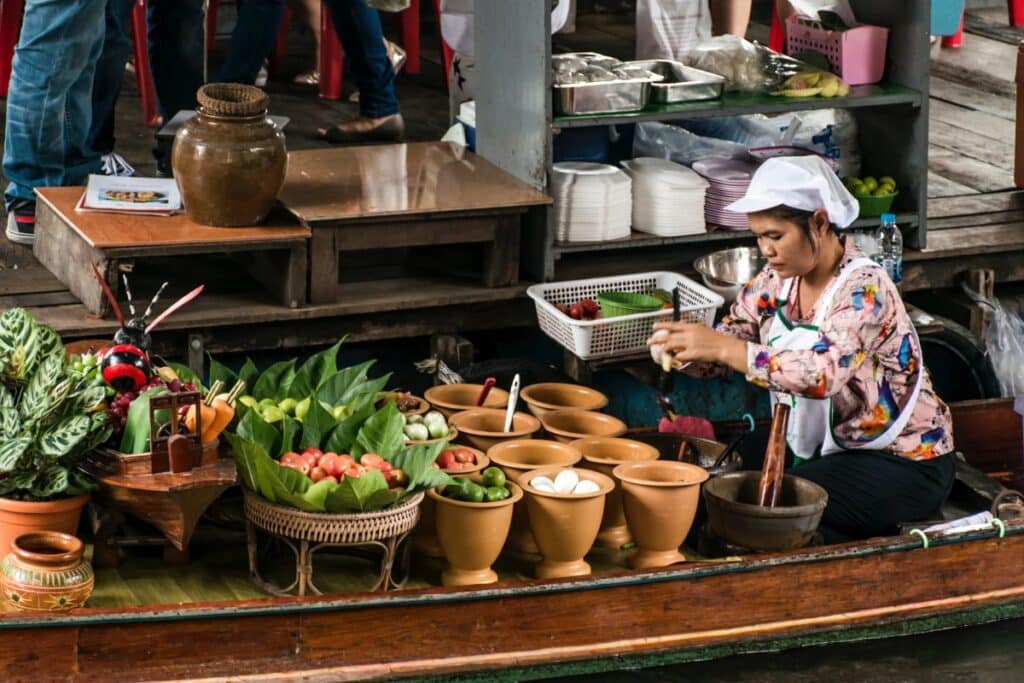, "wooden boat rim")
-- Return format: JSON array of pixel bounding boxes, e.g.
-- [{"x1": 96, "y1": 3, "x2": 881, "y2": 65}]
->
[{"x1": 2, "y1": 517, "x2": 1018, "y2": 630}]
